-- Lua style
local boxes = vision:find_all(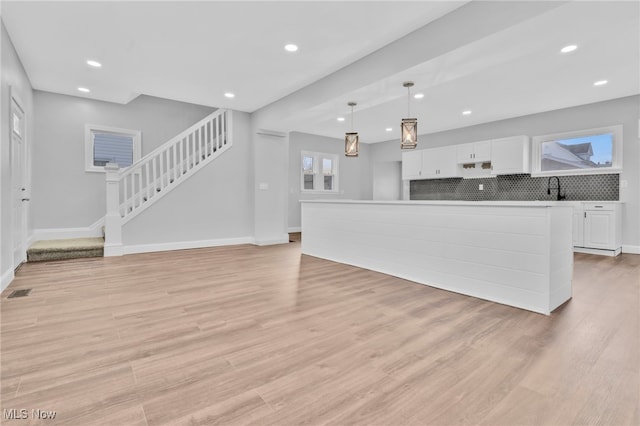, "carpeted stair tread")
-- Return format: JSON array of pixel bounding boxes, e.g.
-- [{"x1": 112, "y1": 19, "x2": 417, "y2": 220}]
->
[{"x1": 28, "y1": 237, "x2": 104, "y2": 262}]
